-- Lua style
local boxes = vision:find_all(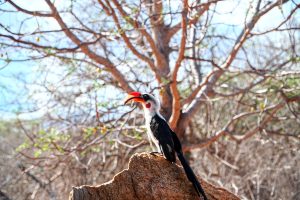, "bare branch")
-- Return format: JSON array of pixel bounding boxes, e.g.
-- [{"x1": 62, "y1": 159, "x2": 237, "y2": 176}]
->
[
  {"x1": 104, "y1": 0, "x2": 161, "y2": 83},
  {"x1": 183, "y1": 101, "x2": 286, "y2": 151},
  {"x1": 169, "y1": 0, "x2": 188, "y2": 130},
  {"x1": 109, "y1": 0, "x2": 167, "y2": 72},
  {"x1": 182, "y1": 0, "x2": 290, "y2": 122},
  {"x1": 0, "y1": 33, "x2": 101, "y2": 52},
  {"x1": 166, "y1": 1, "x2": 216, "y2": 41},
  {"x1": 6, "y1": 0, "x2": 52, "y2": 17},
  {"x1": 45, "y1": 0, "x2": 133, "y2": 92}
]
